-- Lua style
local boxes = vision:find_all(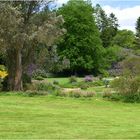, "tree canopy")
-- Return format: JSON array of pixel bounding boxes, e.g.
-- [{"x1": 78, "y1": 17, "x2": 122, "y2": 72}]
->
[
  {"x1": 111, "y1": 30, "x2": 135, "y2": 49},
  {"x1": 57, "y1": 0, "x2": 104, "y2": 75},
  {"x1": 0, "y1": 1, "x2": 65, "y2": 90},
  {"x1": 95, "y1": 4, "x2": 119, "y2": 48}
]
